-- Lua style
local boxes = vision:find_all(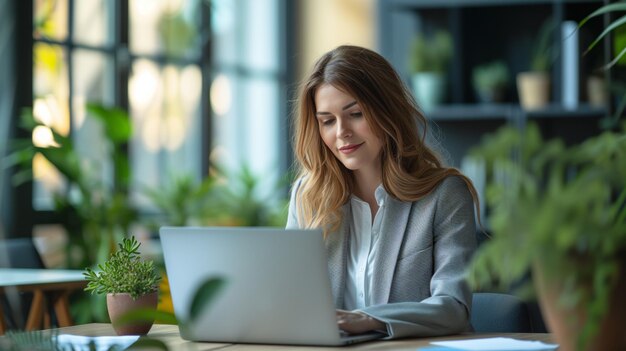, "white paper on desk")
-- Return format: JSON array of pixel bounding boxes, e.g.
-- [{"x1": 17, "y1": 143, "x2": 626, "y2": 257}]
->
[
  {"x1": 56, "y1": 334, "x2": 140, "y2": 351},
  {"x1": 431, "y1": 337, "x2": 558, "y2": 350}
]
